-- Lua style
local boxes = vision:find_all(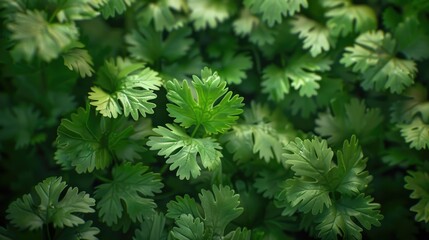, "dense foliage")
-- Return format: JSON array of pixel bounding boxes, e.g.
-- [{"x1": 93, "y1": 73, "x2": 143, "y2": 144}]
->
[{"x1": 1, "y1": 0, "x2": 429, "y2": 239}]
